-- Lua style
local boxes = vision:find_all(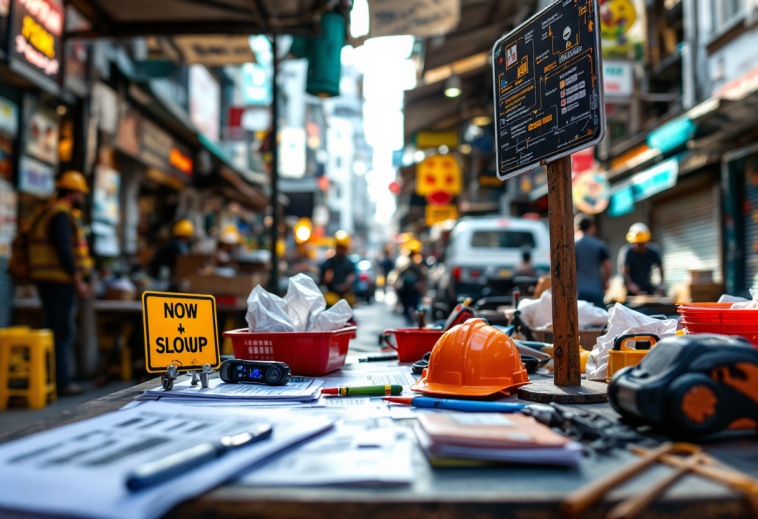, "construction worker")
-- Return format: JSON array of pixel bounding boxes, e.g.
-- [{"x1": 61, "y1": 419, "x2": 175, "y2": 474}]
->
[
  {"x1": 319, "y1": 230, "x2": 356, "y2": 302},
  {"x1": 28, "y1": 171, "x2": 93, "y2": 395},
  {"x1": 217, "y1": 224, "x2": 242, "y2": 266},
  {"x1": 396, "y1": 239, "x2": 426, "y2": 324},
  {"x1": 619, "y1": 223, "x2": 665, "y2": 296},
  {"x1": 150, "y1": 219, "x2": 194, "y2": 280},
  {"x1": 574, "y1": 213, "x2": 611, "y2": 308}
]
